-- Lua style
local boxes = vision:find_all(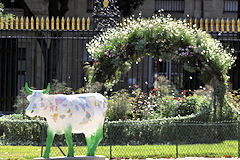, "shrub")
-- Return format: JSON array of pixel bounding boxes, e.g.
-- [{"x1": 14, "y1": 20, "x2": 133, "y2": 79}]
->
[
  {"x1": 49, "y1": 79, "x2": 73, "y2": 94},
  {"x1": 156, "y1": 96, "x2": 179, "y2": 118},
  {"x1": 106, "y1": 90, "x2": 132, "y2": 121},
  {"x1": 1, "y1": 114, "x2": 237, "y2": 146},
  {"x1": 129, "y1": 88, "x2": 150, "y2": 120},
  {"x1": 177, "y1": 94, "x2": 210, "y2": 116},
  {"x1": 13, "y1": 88, "x2": 30, "y2": 114},
  {"x1": 0, "y1": 115, "x2": 45, "y2": 145}
]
